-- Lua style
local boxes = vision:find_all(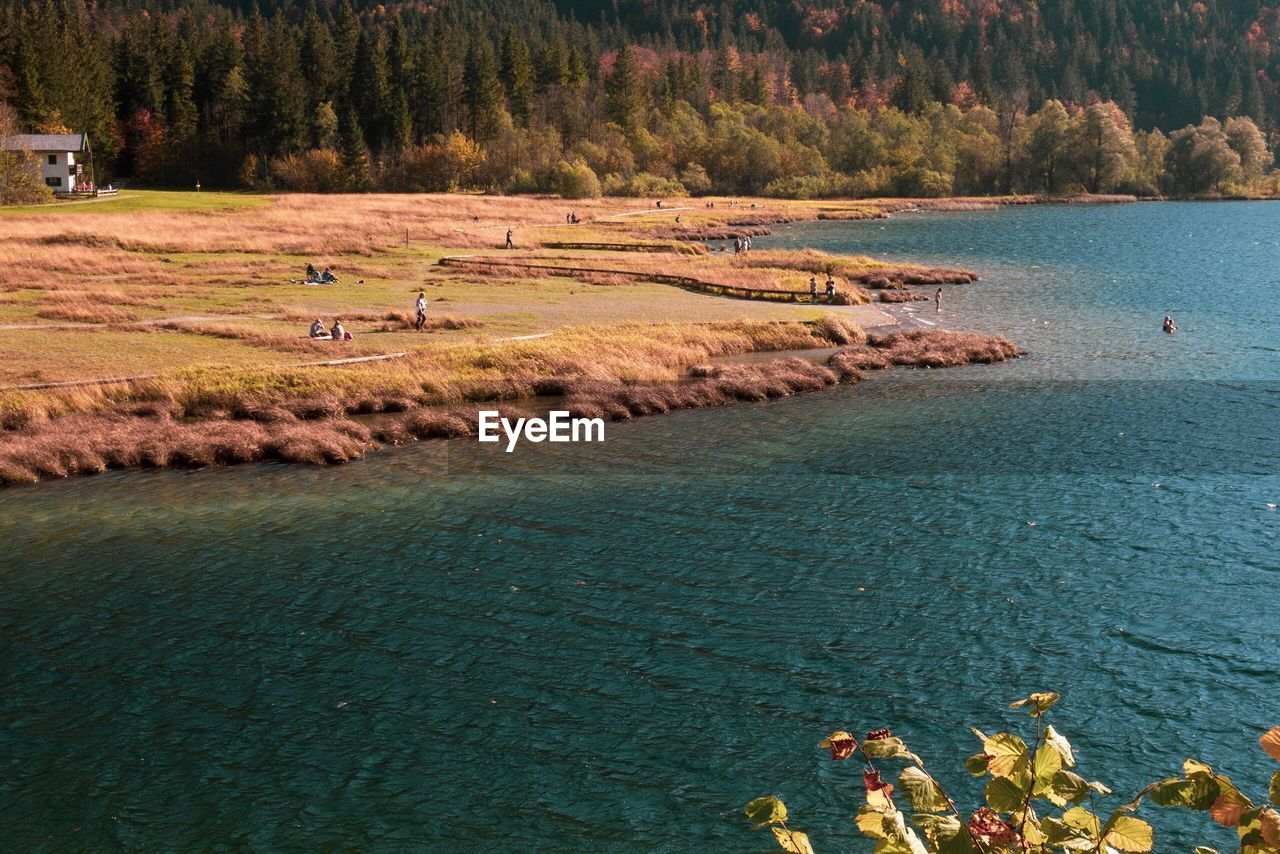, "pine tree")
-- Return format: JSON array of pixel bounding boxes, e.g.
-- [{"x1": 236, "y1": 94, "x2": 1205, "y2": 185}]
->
[
  {"x1": 339, "y1": 108, "x2": 372, "y2": 191},
  {"x1": 349, "y1": 29, "x2": 390, "y2": 152},
  {"x1": 605, "y1": 44, "x2": 646, "y2": 128},
  {"x1": 462, "y1": 39, "x2": 503, "y2": 141},
  {"x1": 499, "y1": 29, "x2": 534, "y2": 127}
]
